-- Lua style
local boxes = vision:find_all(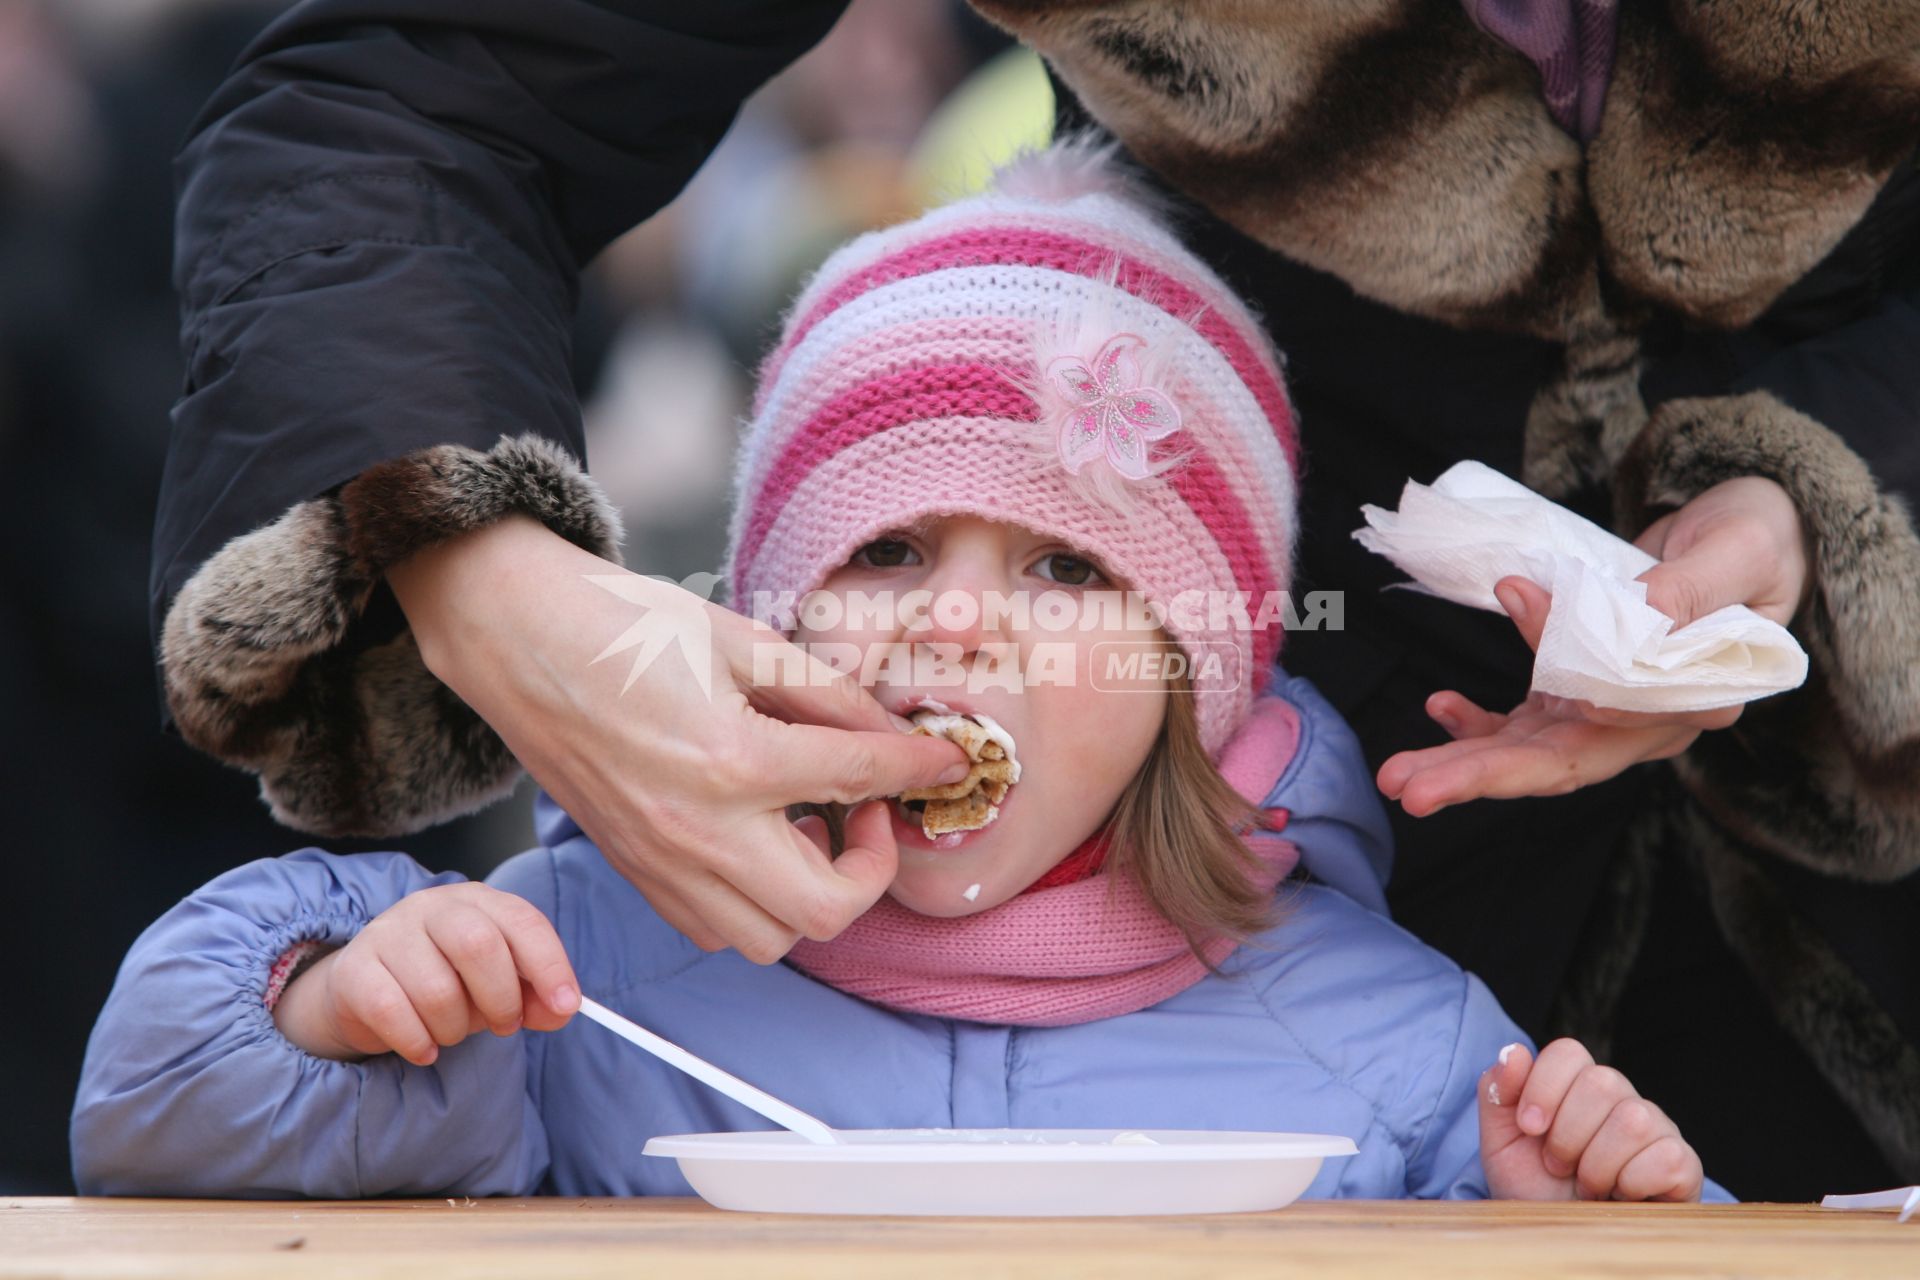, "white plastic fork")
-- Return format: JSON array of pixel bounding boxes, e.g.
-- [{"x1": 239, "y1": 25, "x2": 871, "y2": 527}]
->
[{"x1": 576, "y1": 996, "x2": 842, "y2": 1145}]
